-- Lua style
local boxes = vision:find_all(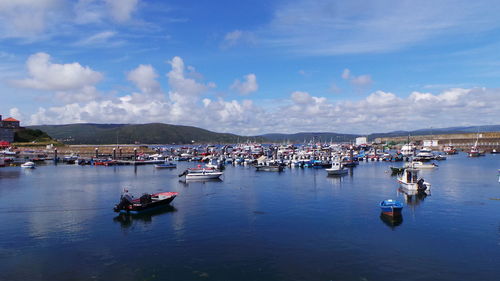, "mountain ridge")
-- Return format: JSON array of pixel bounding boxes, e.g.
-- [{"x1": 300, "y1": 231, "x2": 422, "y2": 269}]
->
[{"x1": 28, "y1": 123, "x2": 500, "y2": 144}]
